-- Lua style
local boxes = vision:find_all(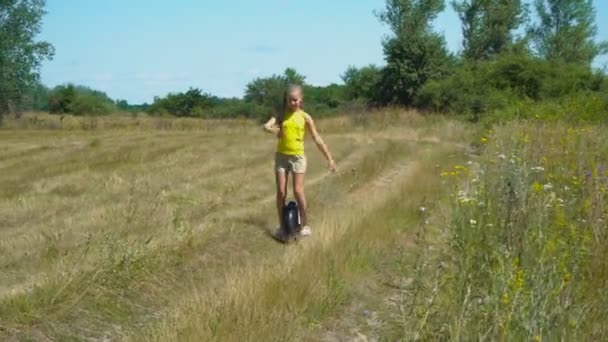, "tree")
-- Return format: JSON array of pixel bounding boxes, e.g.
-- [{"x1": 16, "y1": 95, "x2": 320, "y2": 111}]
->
[
  {"x1": 376, "y1": 0, "x2": 451, "y2": 105},
  {"x1": 453, "y1": 0, "x2": 527, "y2": 60},
  {"x1": 244, "y1": 68, "x2": 306, "y2": 115},
  {"x1": 341, "y1": 65, "x2": 381, "y2": 100},
  {"x1": 303, "y1": 83, "x2": 347, "y2": 114},
  {"x1": 20, "y1": 81, "x2": 50, "y2": 111},
  {"x1": 149, "y1": 88, "x2": 217, "y2": 117},
  {"x1": 0, "y1": 0, "x2": 54, "y2": 120},
  {"x1": 115, "y1": 99, "x2": 129, "y2": 111},
  {"x1": 532, "y1": 0, "x2": 607, "y2": 65},
  {"x1": 48, "y1": 84, "x2": 116, "y2": 116},
  {"x1": 48, "y1": 84, "x2": 77, "y2": 114},
  {"x1": 284, "y1": 67, "x2": 306, "y2": 85}
]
